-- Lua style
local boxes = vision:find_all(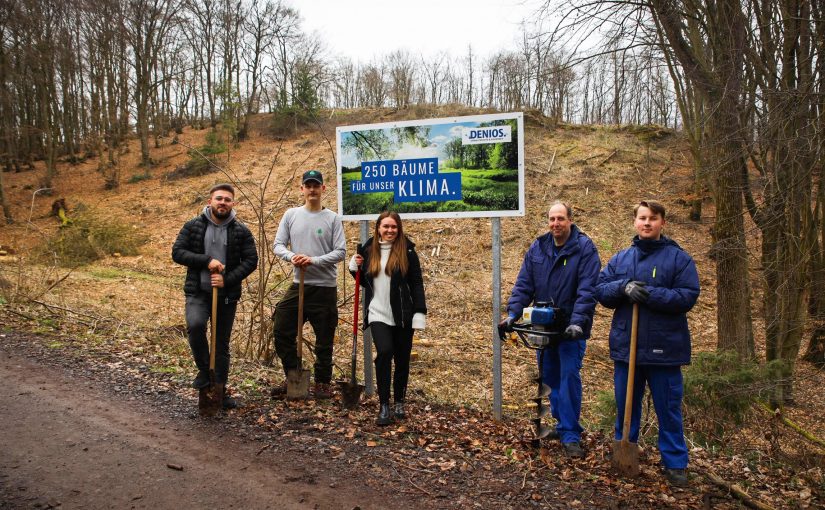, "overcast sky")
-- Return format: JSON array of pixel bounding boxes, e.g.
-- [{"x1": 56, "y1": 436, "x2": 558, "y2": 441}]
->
[{"x1": 298, "y1": 0, "x2": 541, "y2": 62}]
